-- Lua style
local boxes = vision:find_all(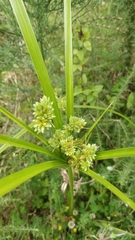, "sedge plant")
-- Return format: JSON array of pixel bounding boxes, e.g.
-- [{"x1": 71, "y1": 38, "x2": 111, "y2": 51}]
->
[{"x1": 0, "y1": 0, "x2": 135, "y2": 220}]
